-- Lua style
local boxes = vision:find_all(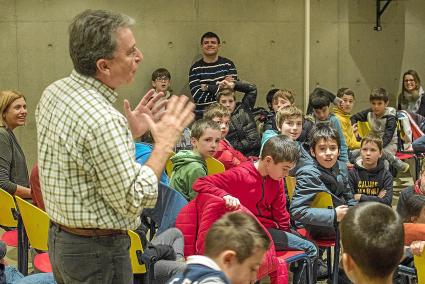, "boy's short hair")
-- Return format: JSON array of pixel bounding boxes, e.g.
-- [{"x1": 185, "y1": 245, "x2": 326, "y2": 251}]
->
[
  {"x1": 205, "y1": 212, "x2": 270, "y2": 263},
  {"x1": 337, "y1": 87, "x2": 355, "y2": 99},
  {"x1": 405, "y1": 195, "x2": 425, "y2": 222},
  {"x1": 201, "y1": 31, "x2": 220, "y2": 44},
  {"x1": 275, "y1": 105, "x2": 303, "y2": 130},
  {"x1": 217, "y1": 89, "x2": 235, "y2": 102},
  {"x1": 266, "y1": 88, "x2": 279, "y2": 109},
  {"x1": 151, "y1": 68, "x2": 171, "y2": 81},
  {"x1": 360, "y1": 134, "x2": 383, "y2": 152},
  {"x1": 191, "y1": 119, "x2": 220, "y2": 140},
  {"x1": 309, "y1": 123, "x2": 341, "y2": 150},
  {"x1": 272, "y1": 89, "x2": 295, "y2": 105},
  {"x1": 310, "y1": 94, "x2": 331, "y2": 109},
  {"x1": 341, "y1": 202, "x2": 404, "y2": 280},
  {"x1": 369, "y1": 88, "x2": 389, "y2": 103},
  {"x1": 261, "y1": 135, "x2": 300, "y2": 164},
  {"x1": 204, "y1": 103, "x2": 231, "y2": 120}
]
